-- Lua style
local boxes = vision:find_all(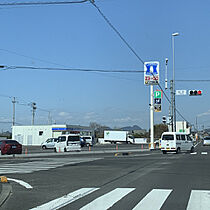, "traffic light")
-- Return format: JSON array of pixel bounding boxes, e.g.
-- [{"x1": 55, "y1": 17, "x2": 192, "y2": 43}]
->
[
  {"x1": 188, "y1": 90, "x2": 202, "y2": 96},
  {"x1": 162, "y1": 116, "x2": 166, "y2": 124}
]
